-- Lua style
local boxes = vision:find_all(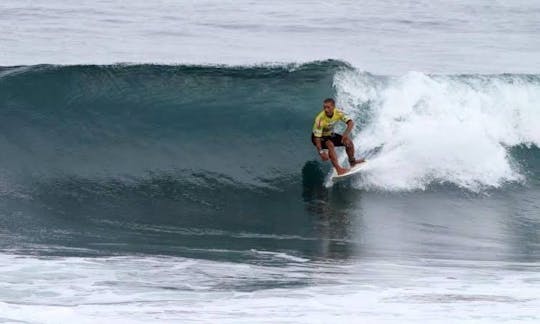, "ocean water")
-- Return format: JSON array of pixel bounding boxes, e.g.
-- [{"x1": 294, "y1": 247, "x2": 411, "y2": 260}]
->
[{"x1": 1, "y1": 1, "x2": 540, "y2": 323}]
